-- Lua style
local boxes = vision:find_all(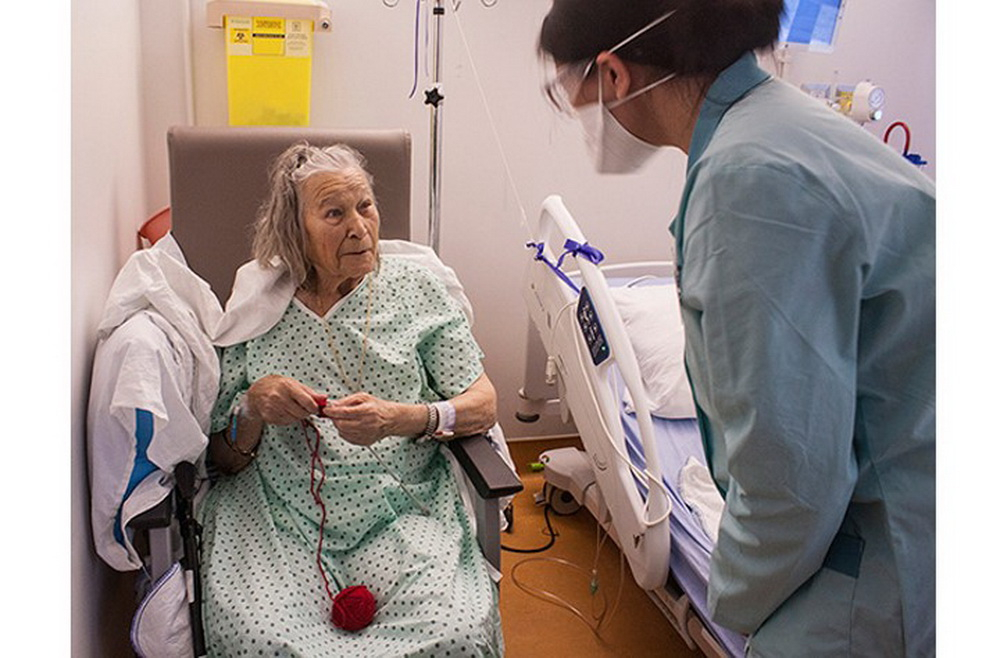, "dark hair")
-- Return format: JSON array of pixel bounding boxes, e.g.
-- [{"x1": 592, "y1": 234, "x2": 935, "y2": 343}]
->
[{"x1": 540, "y1": 0, "x2": 783, "y2": 77}]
